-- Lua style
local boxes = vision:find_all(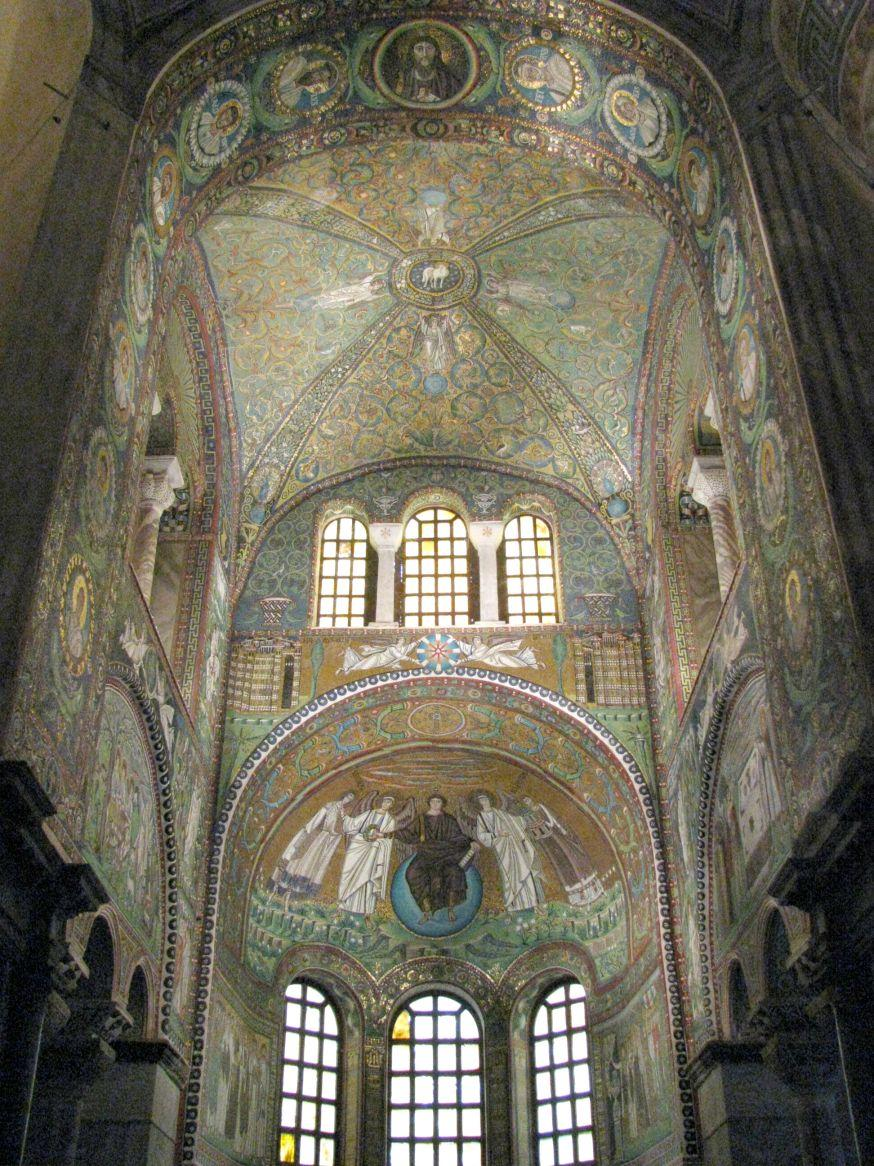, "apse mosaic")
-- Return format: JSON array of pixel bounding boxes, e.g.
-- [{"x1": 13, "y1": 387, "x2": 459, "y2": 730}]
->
[{"x1": 244, "y1": 751, "x2": 632, "y2": 984}]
